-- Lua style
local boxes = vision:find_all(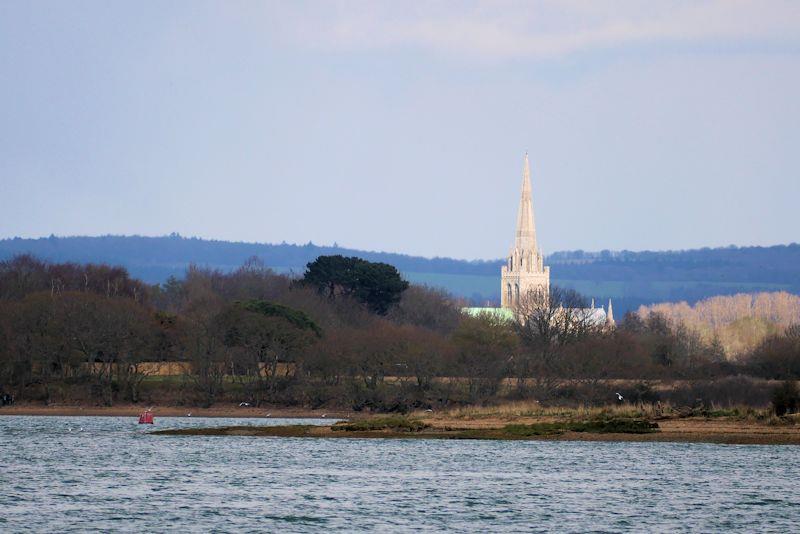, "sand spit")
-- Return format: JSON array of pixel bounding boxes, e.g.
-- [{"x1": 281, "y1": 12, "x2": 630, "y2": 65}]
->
[{"x1": 152, "y1": 416, "x2": 800, "y2": 445}]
